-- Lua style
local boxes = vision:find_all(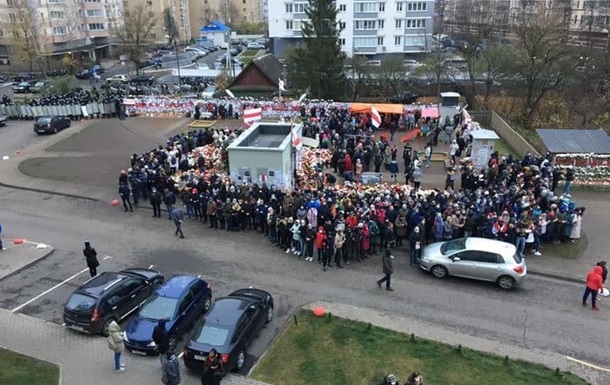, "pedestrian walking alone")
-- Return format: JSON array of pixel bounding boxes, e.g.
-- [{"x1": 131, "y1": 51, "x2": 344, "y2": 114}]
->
[
  {"x1": 583, "y1": 265, "x2": 604, "y2": 311},
  {"x1": 83, "y1": 241, "x2": 99, "y2": 277},
  {"x1": 171, "y1": 207, "x2": 185, "y2": 239},
  {"x1": 152, "y1": 319, "x2": 170, "y2": 364},
  {"x1": 0, "y1": 221, "x2": 5, "y2": 251},
  {"x1": 162, "y1": 350, "x2": 181, "y2": 385},
  {"x1": 106, "y1": 320, "x2": 125, "y2": 372},
  {"x1": 376, "y1": 248, "x2": 394, "y2": 291},
  {"x1": 118, "y1": 182, "x2": 133, "y2": 213},
  {"x1": 150, "y1": 187, "x2": 163, "y2": 218}
]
